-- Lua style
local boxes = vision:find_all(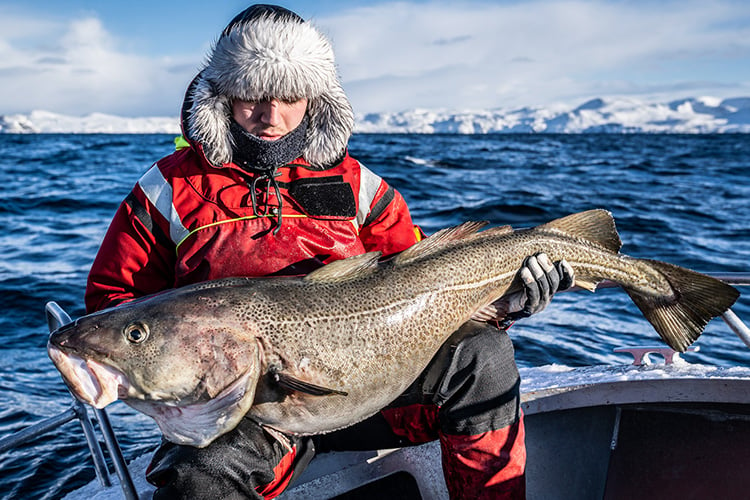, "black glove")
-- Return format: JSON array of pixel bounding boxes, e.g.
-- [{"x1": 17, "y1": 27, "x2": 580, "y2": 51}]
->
[{"x1": 506, "y1": 253, "x2": 575, "y2": 320}]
